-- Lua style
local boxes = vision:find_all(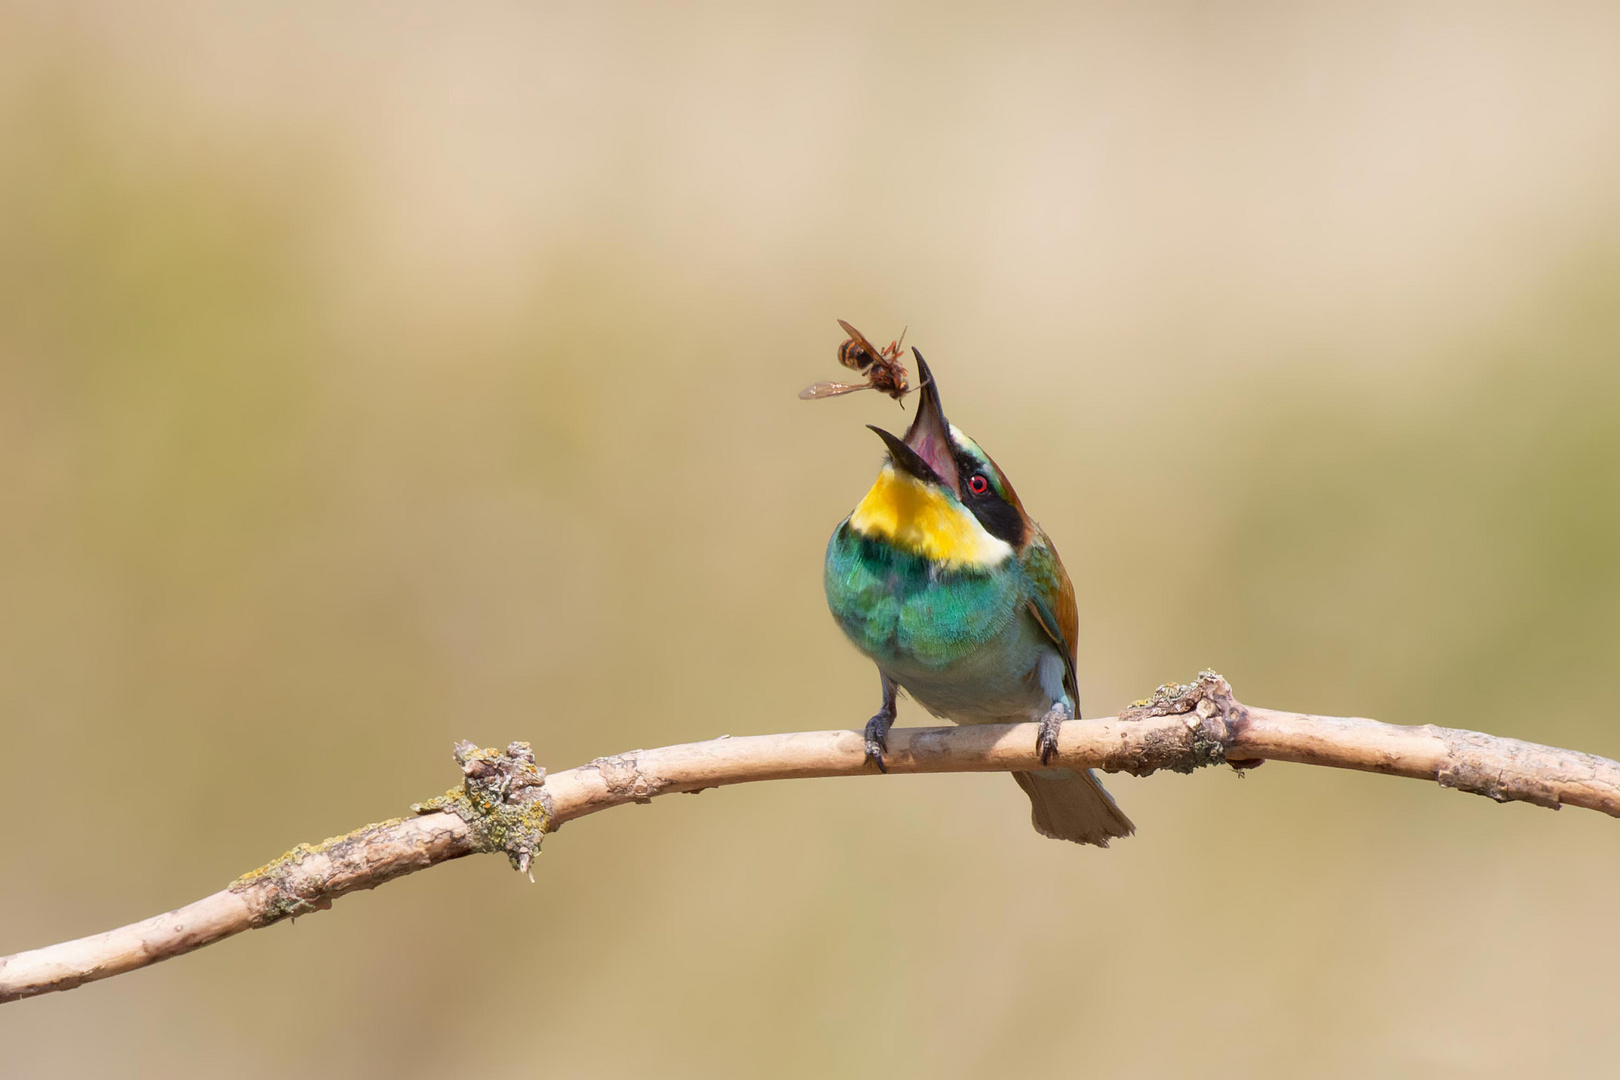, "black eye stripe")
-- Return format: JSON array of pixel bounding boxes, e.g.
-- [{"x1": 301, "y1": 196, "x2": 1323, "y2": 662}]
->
[
  {"x1": 967, "y1": 493, "x2": 1023, "y2": 546},
  {"x1": 951, "y1": 451, "x2": 1023, "y2": 546}
]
